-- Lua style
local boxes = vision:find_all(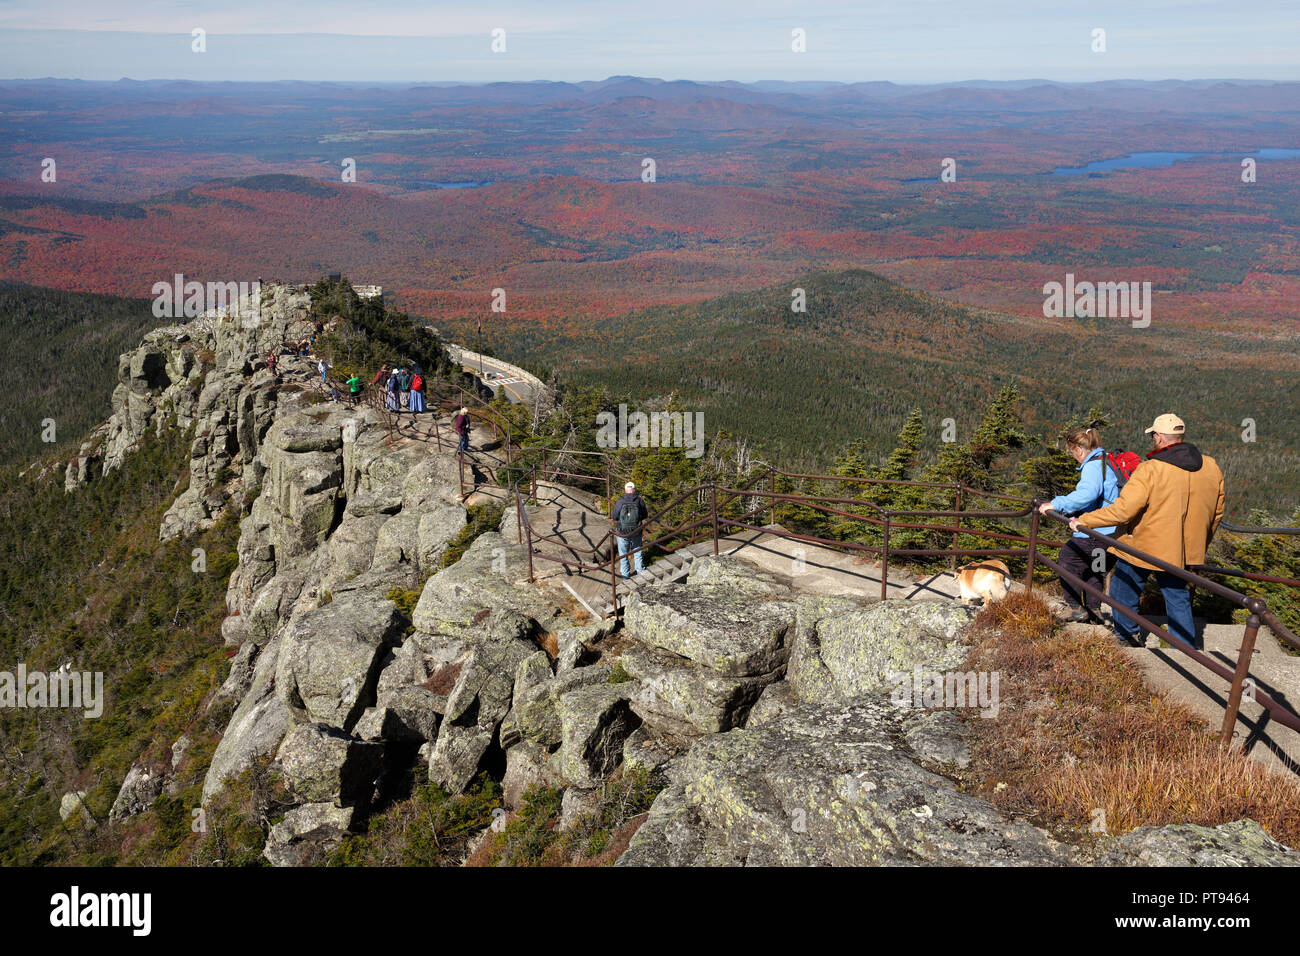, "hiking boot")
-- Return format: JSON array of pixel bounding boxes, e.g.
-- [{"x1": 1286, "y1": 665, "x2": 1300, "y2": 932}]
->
[{"x1": 1065, "y1": 608, "x2": 1091, "y2": 624}]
